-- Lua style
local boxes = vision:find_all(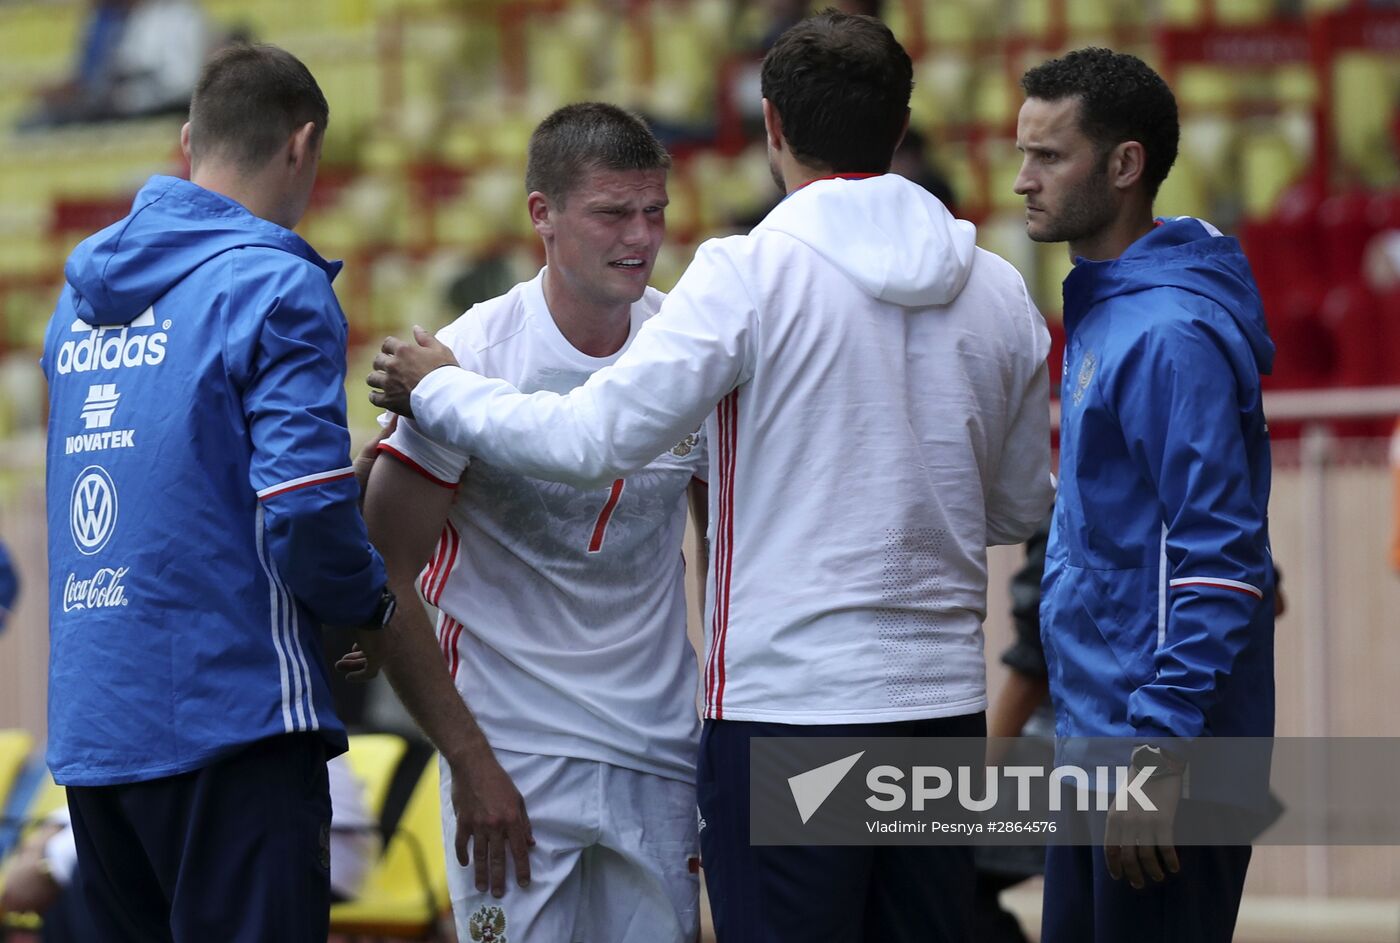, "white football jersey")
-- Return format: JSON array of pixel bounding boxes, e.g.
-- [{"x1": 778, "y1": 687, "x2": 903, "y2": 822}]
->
[{"x1": 382, "y1": 271, "x2": 706, "y2": 782}]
